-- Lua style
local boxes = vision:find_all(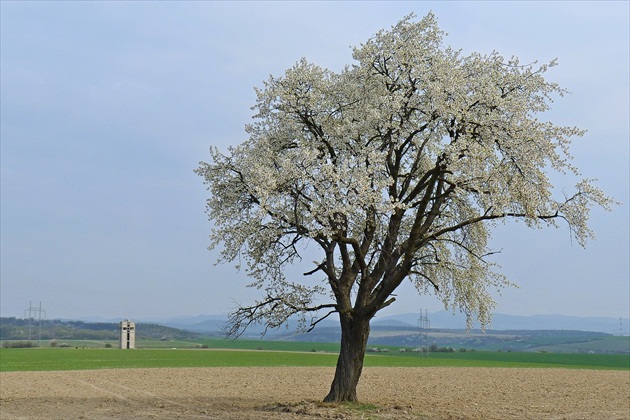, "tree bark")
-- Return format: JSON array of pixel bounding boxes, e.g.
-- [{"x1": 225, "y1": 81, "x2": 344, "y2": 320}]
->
[{"x1": 323, "y1": 312, "x2": 370, "y2": 402}]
